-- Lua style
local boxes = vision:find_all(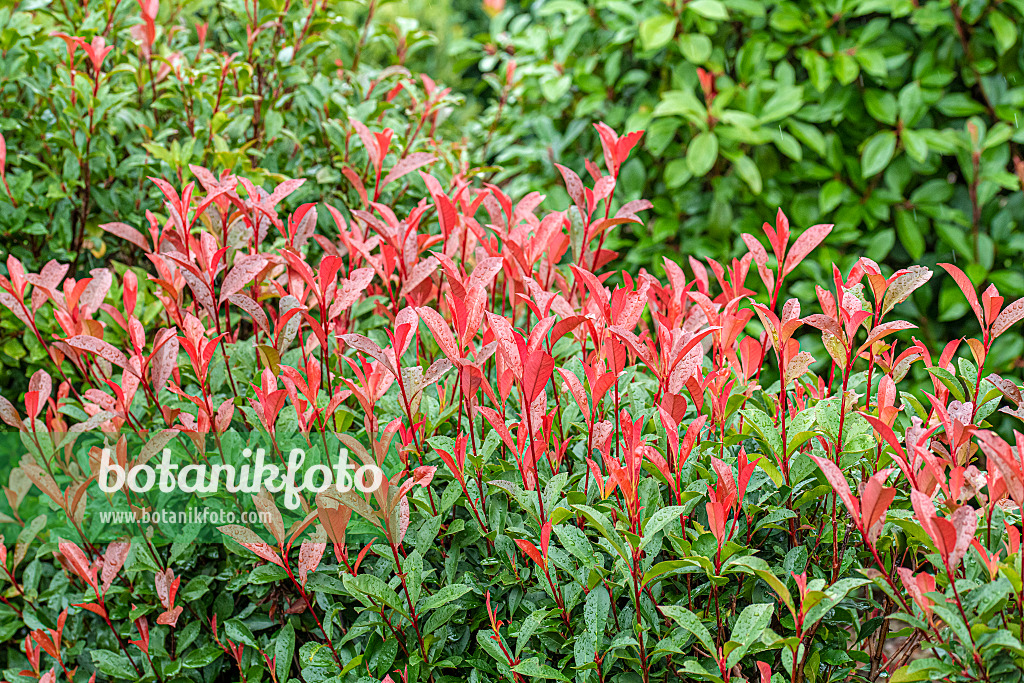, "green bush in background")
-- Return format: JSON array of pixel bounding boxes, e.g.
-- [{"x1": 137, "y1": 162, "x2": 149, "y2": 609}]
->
[{"x1": 451, "y1": 0, "x2": 1024, "y2": 343}]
